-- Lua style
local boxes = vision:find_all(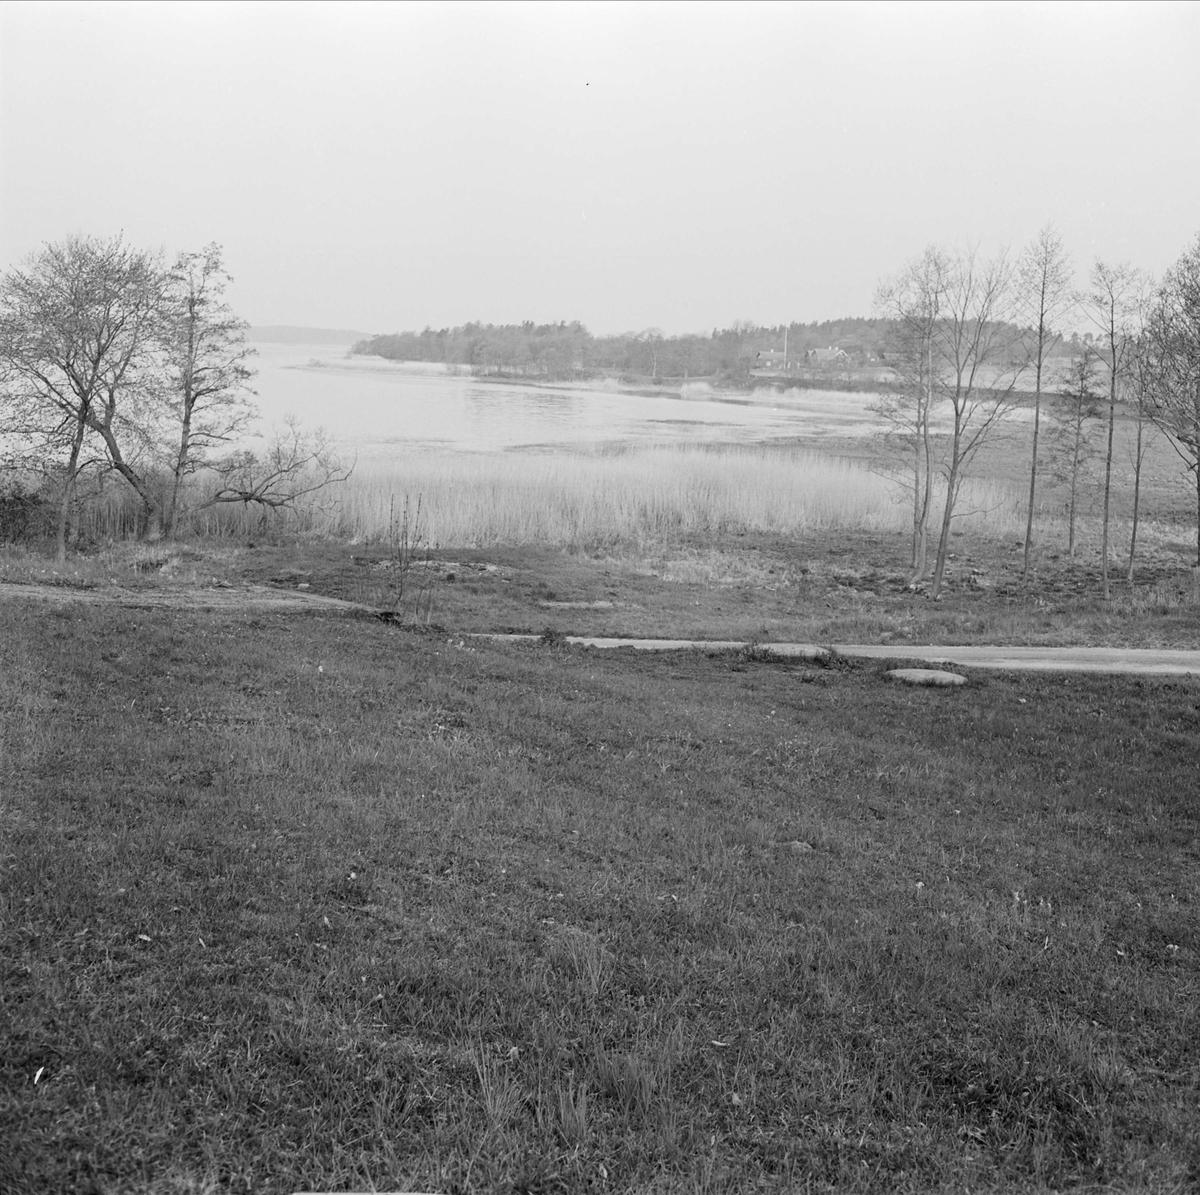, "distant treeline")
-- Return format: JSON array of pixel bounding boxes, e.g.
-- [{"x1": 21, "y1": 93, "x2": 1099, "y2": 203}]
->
[{"x1": 352, "y1": 318, "x2": 1079, "y2": 380}]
